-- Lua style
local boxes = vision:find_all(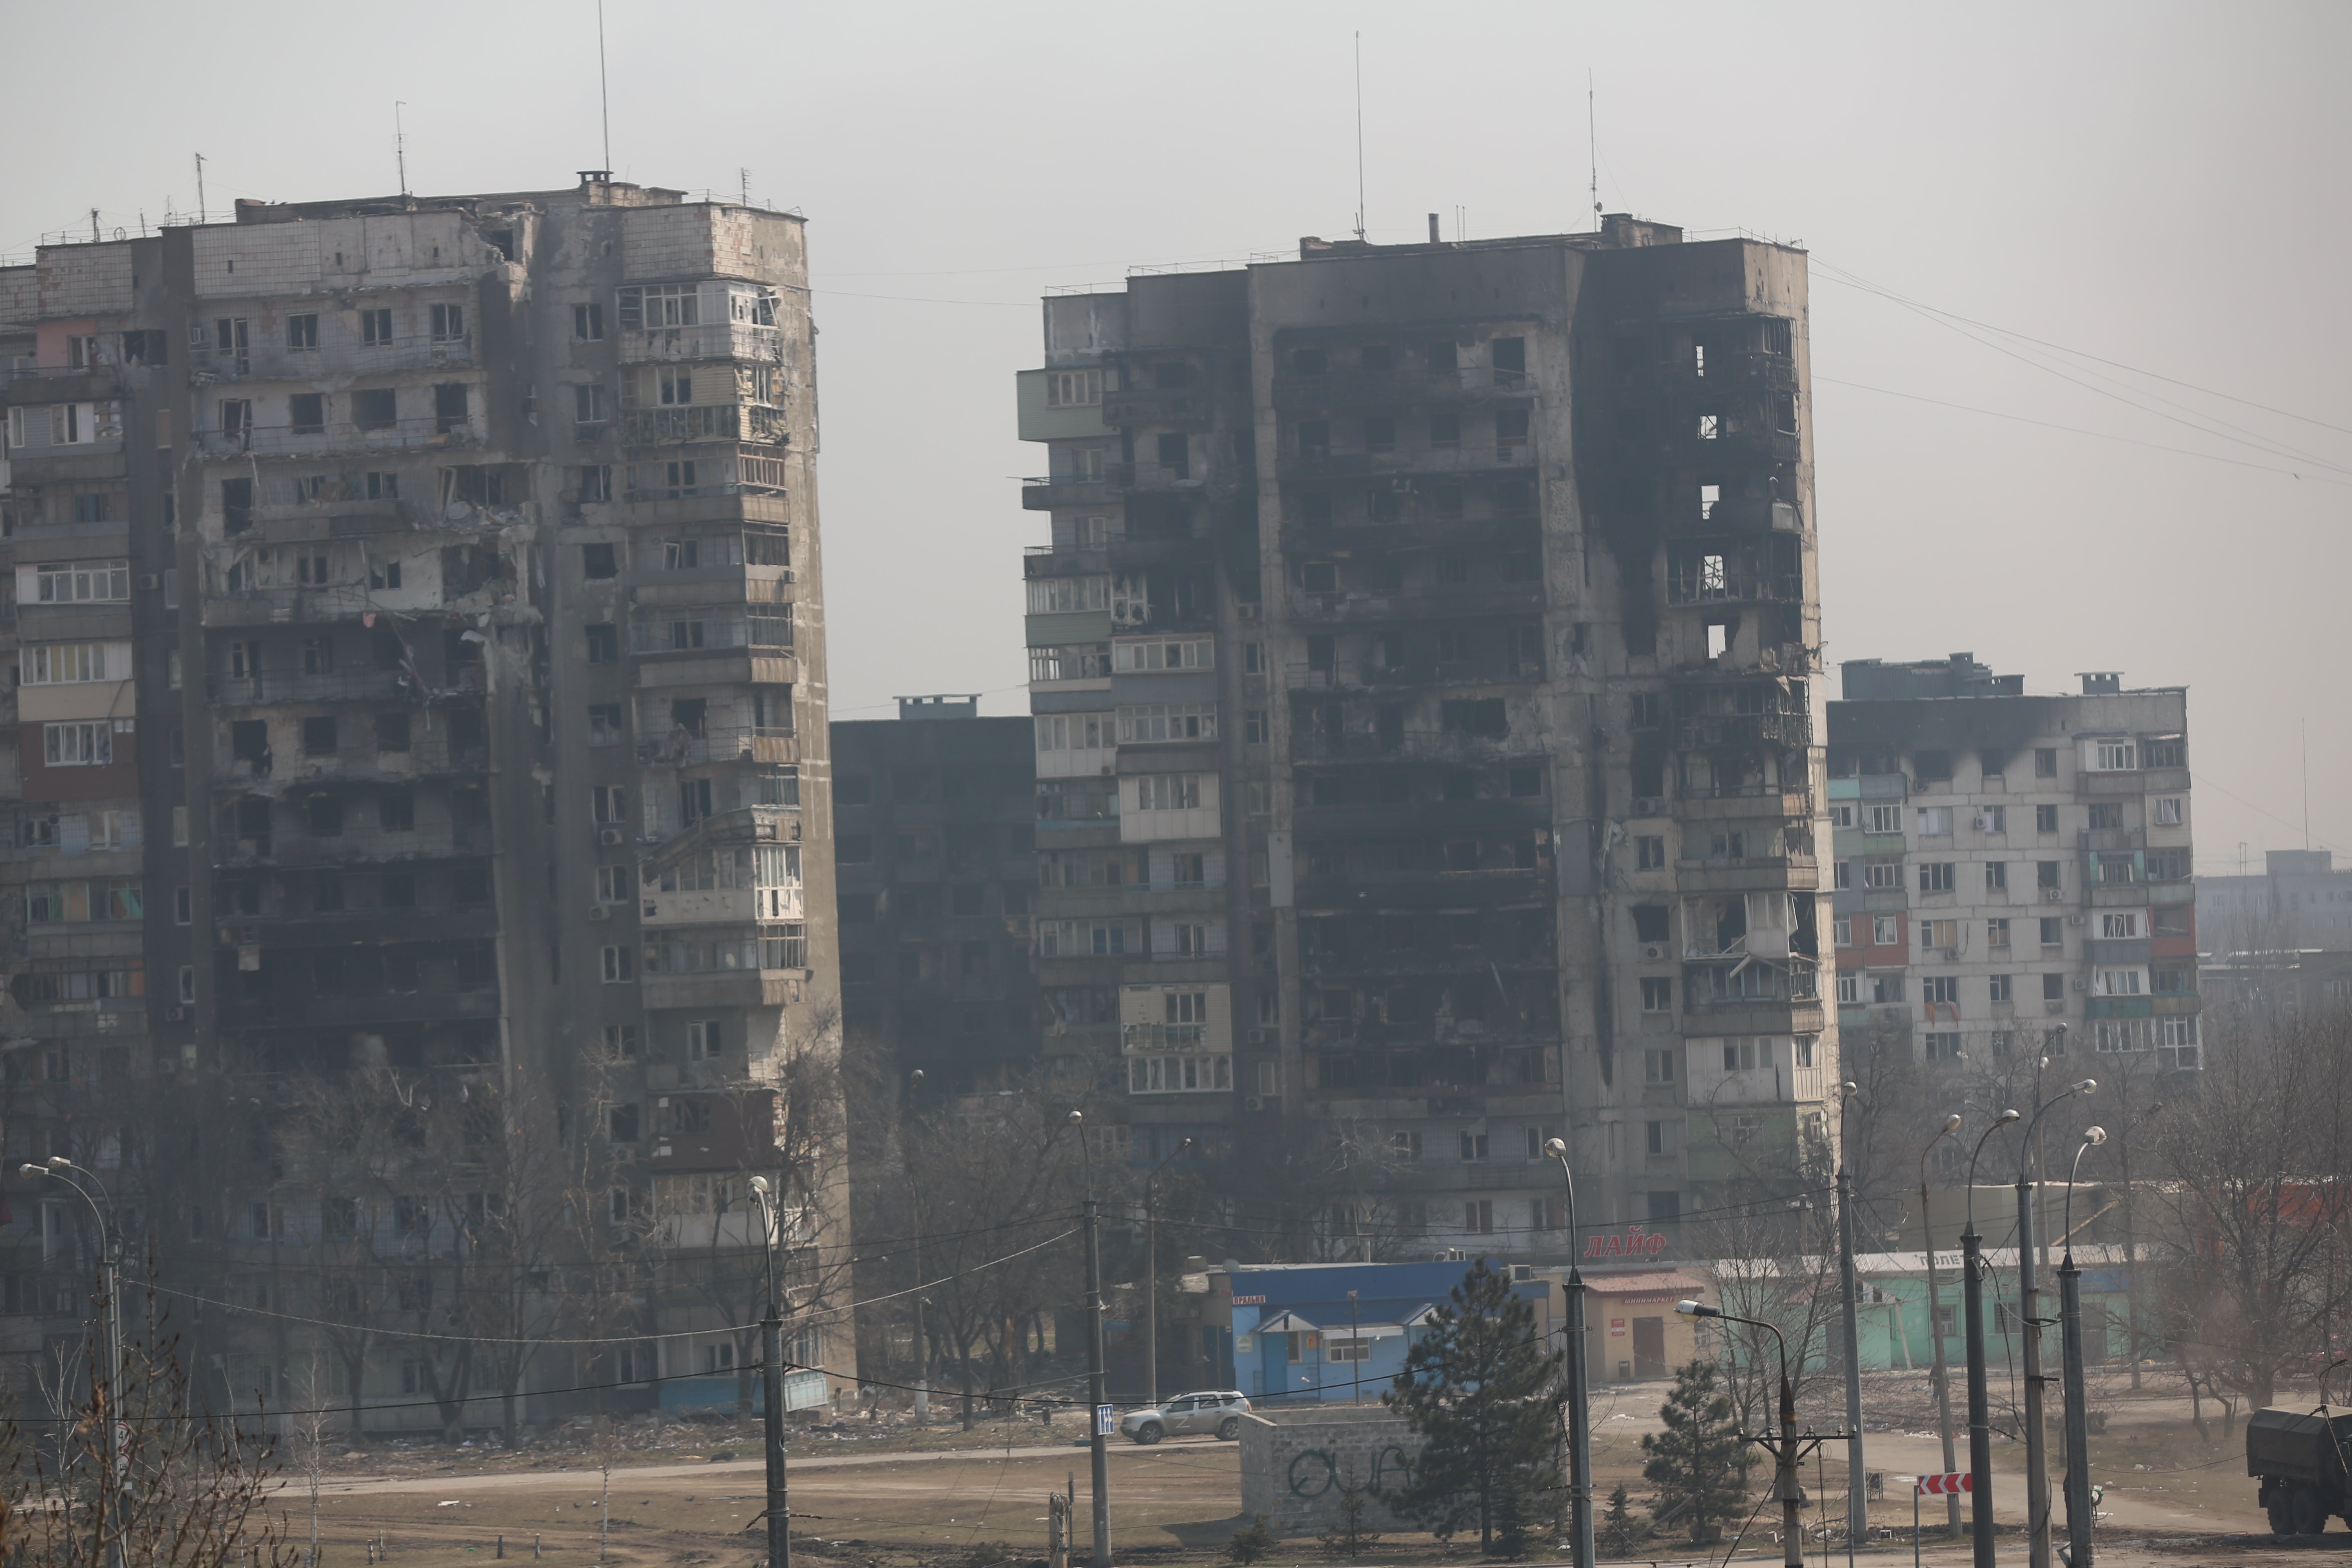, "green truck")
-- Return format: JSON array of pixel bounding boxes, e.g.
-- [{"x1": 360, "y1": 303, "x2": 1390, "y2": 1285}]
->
[{"x1": 2248, "y1": 1407, "x2": 2352, "y2": 1535}]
